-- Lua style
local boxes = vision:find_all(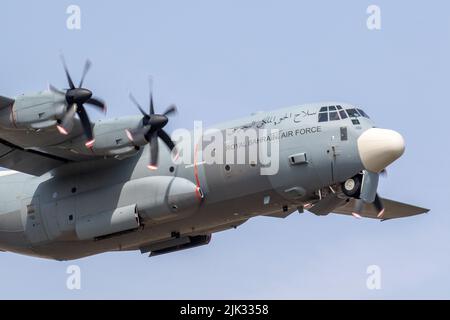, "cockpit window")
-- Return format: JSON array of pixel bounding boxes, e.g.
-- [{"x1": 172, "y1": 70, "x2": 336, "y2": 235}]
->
[
  {"x1": 318, "y1": 112, "x2": 328, "y2": 122},
  {"x1": 339, "y1": 110, "x2": 348, "y2": 119},
  {"x1": 318, "y1": 105, "x2": 370, "y2": 123},
  {"x1": 318, "y1": 105, "x2": 349, "y2": 122},
  {"x1": 329, "y1": 112, "x2": 339, "y2": 121},
  {"x1": 357, "y1": 109, "x2": 370, "y2": 118},
  {"x1": 346, "y1": 108, "x2": 370, "y2": 119},
  {"x1": 346, "y1": 108, "x2": 361, "y2": 118}
]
